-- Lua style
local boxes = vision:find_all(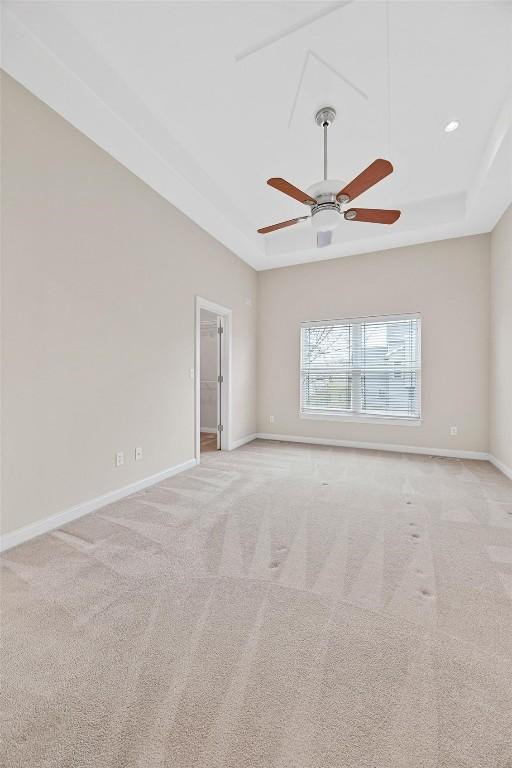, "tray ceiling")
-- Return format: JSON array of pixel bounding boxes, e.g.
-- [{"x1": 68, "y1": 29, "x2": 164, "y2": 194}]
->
[{"x1": 2, "y1": 1, "x2": 512, "y2": 269}]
